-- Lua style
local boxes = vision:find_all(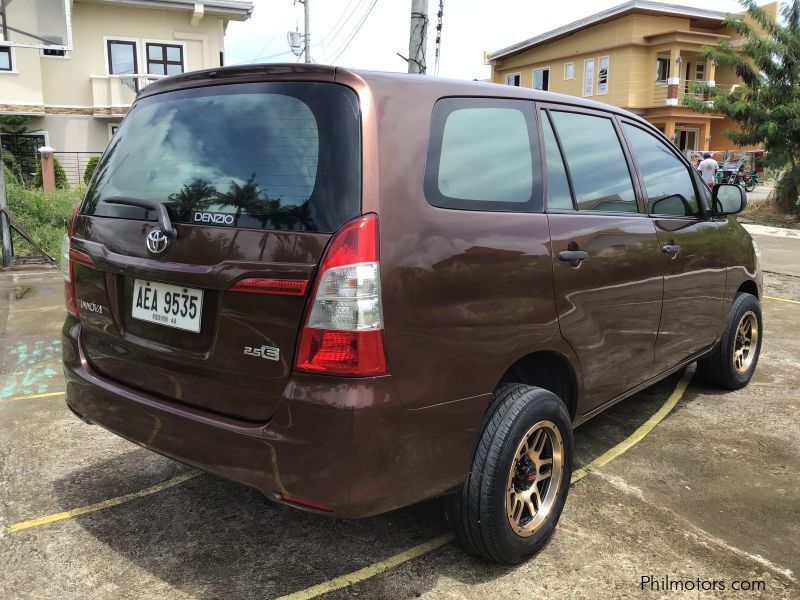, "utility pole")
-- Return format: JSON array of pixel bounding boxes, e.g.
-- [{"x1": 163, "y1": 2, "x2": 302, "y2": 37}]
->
[
  {"x1": 303, "y1": 0, "x2": 311, "y2": 63},
  {"x1": 408, "y1": 0, "x2": 428, "y2": 74},
  {"x1": 0, "y1": 153, "x2": 11, "y2": 268}
]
